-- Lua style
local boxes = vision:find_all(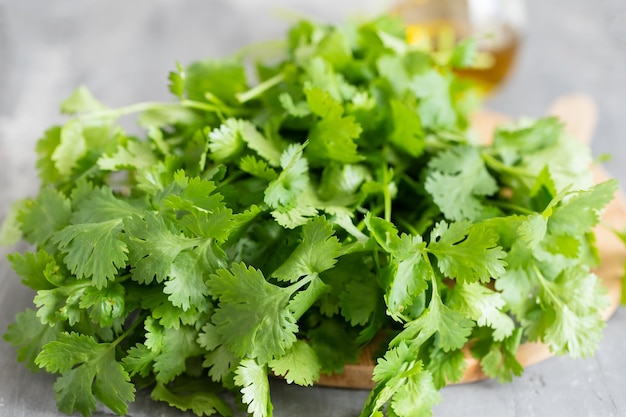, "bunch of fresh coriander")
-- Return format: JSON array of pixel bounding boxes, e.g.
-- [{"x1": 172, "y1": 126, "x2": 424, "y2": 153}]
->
[{"x1": 1, "y1": 15, "x2": 619, "y2": 417}]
